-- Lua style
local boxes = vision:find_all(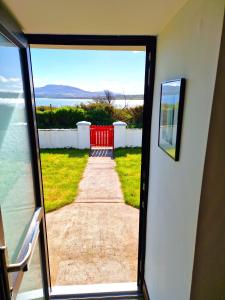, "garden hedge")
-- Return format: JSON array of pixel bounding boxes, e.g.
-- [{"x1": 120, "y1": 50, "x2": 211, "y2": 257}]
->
[{"x1": 36, "y1": 102, "x2": 143, "y2": 129}]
